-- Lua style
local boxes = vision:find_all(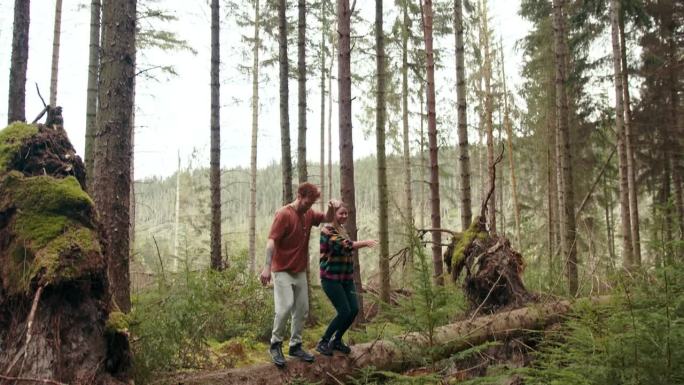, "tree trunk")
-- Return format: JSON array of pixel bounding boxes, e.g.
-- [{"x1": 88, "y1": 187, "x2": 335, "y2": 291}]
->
[
  {"x1": 480, "y1": 0, "x2": 496, "y2": 234},
  {"x1": 297, "y1": 0, "x2": 307, "y2": 183},
  {"x1": 337, "y1": 0, "x2": 364, "y2": 321},
  {"x1": 249, "y1": 0, "x2": 260, "y2": 274},
  {"x1": 609, "y1": 0, "x2": 634, "y2": 270},
  {"x1": 93, "y1": 0, "x2": 137, "y2": 313},
  {"x1": 279, "y1": 0, "x2": 293, "y2": 204},
  {"x1": 376, "y1": 0, "x2": 390, "y2": 303},
  {"x1": 422, "y1": 0, "x2": 443, "y2": 285},
  {"x1": 179, "y1": 297, "x2": 610, "y2": 385},
  {"x1": 49, "y1": 0, "x2": 63, "y2": 107},
  {"x1": 319, "y1": 0, "x2": 326, "y2": 211},
  {"x1": 401, "y1": 0, "x2": 414, "y2": 267},
  {"x1": 7, "y1": 0, "x2": 30, "y2": 124},
  {"x1": 174, "y1": 151, "x2": 181, "y2": 271},
  {"x1": 666, "y1": 6, "x2": 683, "y2": 246},
  {"x1": 551, "y1": 0, "x2": 578, "y2": 295},
  {"x1": 419, "y1": 86, "x2": 426, "y2": 229},
  {"x1": 327, "y1": 40, "x2": 334, "y2": 202},
  {"x1": 619, "y1": 8, "x2": 641, "y2": 265},
  {"x1": 84, "y1": 0, "x2": 101, "y2": 190},
  {"x1": 210, "y1": 0, "x2": 222, "y2": 271},
  {"x1": 603, "y1": 171, "x2": 616, "y2": 263},
  {"x1": 500, "y1": 46, "x2": 521, "y2": 248},
  {"x1": 455, "y1": 0, "x2": 471, "y2": 232}
]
